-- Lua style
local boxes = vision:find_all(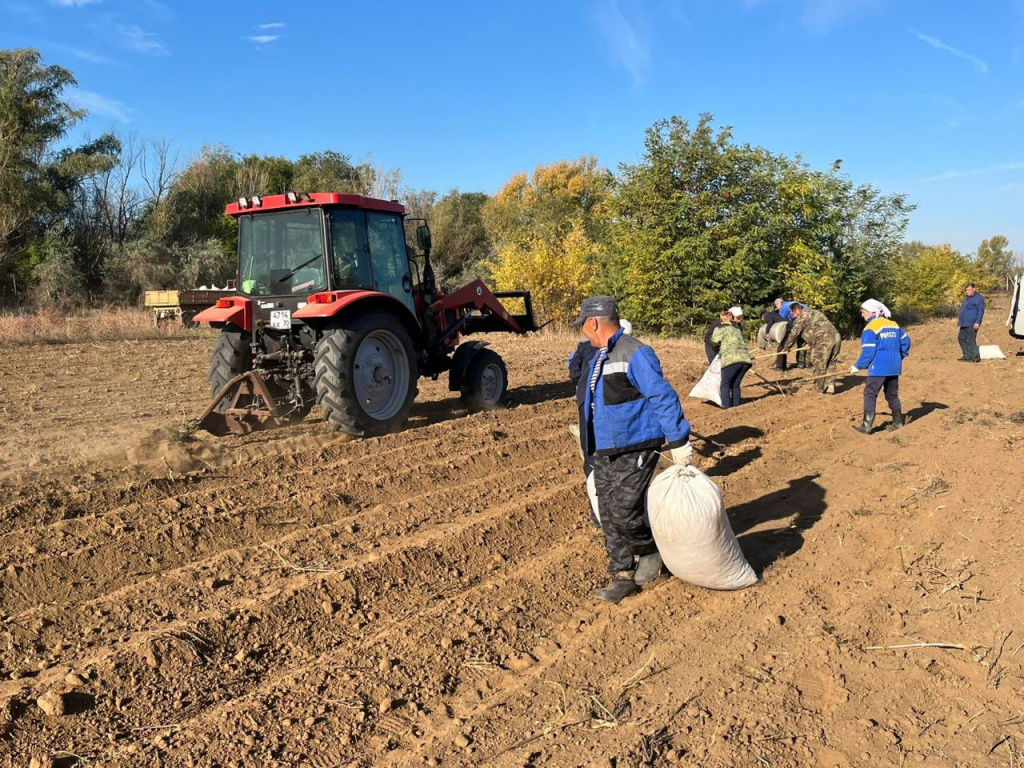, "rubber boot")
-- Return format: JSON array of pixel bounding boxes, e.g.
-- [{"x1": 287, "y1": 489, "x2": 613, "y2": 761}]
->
[
  {"x1": 891, "y1": 410, "x2": 904, "y2": 429},
  {"x1": 595, "y1": 572, "x2": 641, "y2": 604},
  {"x1": 853, "y1": 412, "x2": 875, "y2": 435},
  {"x1": 634, "y1": 553, "x2": 663, "y2": 584}
]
